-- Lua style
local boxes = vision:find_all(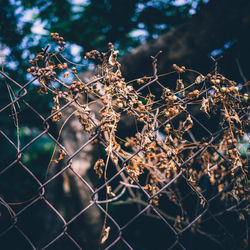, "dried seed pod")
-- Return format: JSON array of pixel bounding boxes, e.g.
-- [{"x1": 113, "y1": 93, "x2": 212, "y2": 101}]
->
[
  {"x1": 117, "y1": 102, "x2": 123, "y2": 109},
  {"x1": 172, "y1": 95, "x2": 178, "y2": 101},
  {"x1": 137, "y1": 79, "x2": 144, "y2": 84},
  {"x1": 220, "y1": 87, "x2": 226, "y2": 92},
  {"x1": 243, "y1": 93, "x2": 248, "y2": 102}
]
